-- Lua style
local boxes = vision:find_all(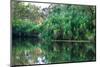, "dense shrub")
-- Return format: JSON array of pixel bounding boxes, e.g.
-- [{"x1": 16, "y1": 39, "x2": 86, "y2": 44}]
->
[
  {"x1": 12, "y1": 2, "x2": 96, "y2": 41},
  {"x1": 40, "y1": 4, "x2": 96, "y2": 41},
  {"x1": 12, "y1": 19, "x2": 39, "y2": 37}
]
